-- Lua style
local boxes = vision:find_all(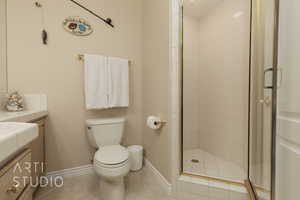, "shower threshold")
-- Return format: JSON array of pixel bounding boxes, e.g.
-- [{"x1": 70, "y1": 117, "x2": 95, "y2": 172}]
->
[
  {"x1": 183, "y1": 148, "x2": 247, "y2": 183},
  {"x1": 177, "y1": 174, "x2": 249, "y2": 200}
]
